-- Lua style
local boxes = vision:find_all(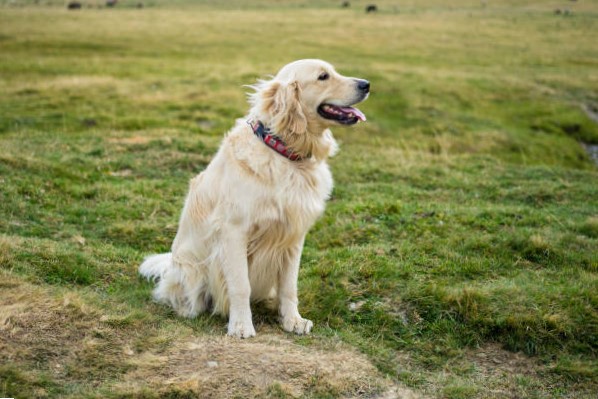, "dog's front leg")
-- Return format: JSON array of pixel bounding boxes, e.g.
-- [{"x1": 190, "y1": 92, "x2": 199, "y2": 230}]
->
[
  {"x1": 220, "y1": 226, "x2": 255, "y2": 338},
  {"x1": 278, "y1": 237, "x2": 313, "y2": 335}
]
